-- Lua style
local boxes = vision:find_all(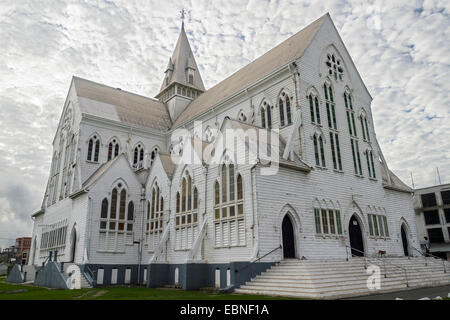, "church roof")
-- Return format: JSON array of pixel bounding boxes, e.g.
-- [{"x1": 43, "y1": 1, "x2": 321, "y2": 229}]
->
[
  {"x1": 380, "y1": 165, "x2": 413, "y2": 193},
  {"x1": 159, "y1": 152, "x2": 178, "y2": 179},
  {"x1": 173, "y1": 13, "x2": 328, "y2": 127},
  {"x1": 158, "y1": 23, "x2": 205, "y2": 95},
  {"x1": 73, "y1": 77, "x2": 172, "y2": 131}
]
